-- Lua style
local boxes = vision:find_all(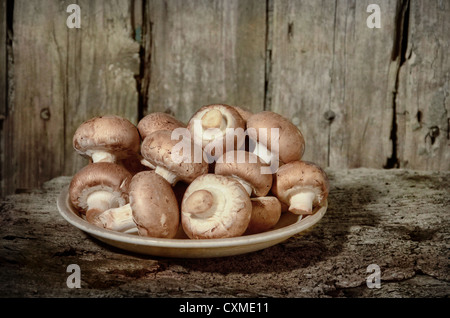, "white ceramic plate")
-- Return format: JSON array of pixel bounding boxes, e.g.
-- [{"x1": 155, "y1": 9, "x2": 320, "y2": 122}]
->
[{"x1": 57, "y1": 186, "x2": 327, "y2": 258}]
